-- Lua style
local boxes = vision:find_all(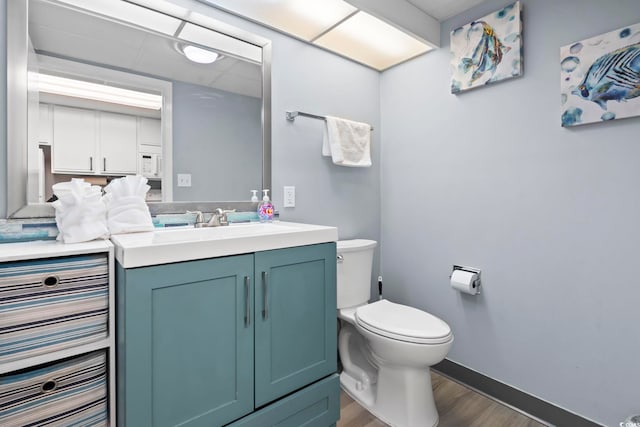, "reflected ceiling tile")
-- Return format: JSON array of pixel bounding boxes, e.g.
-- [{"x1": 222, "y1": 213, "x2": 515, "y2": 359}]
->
[
  {"x1": 56, "y1": 0, "x2": 182, "y2": 35},
  {"x1": 199, "y1": 0, "x2": 357, "y2": 40},
  {"x1": 178, "y1": 23, "x2": 262, "y2": 63},
  {"x1": 313, "y1": 11, "x2": 431, "y2": 70}
]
